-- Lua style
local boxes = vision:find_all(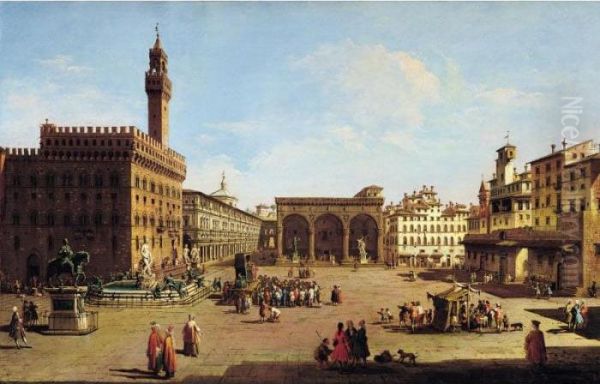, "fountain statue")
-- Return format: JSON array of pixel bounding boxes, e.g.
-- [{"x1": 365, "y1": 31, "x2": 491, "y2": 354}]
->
[
  {"x1": 138, "y1": 241, "x2": 157, "y2": 289},
  {"x1": 357, "y1": 236, "x2": 368, "y2": 264}
]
